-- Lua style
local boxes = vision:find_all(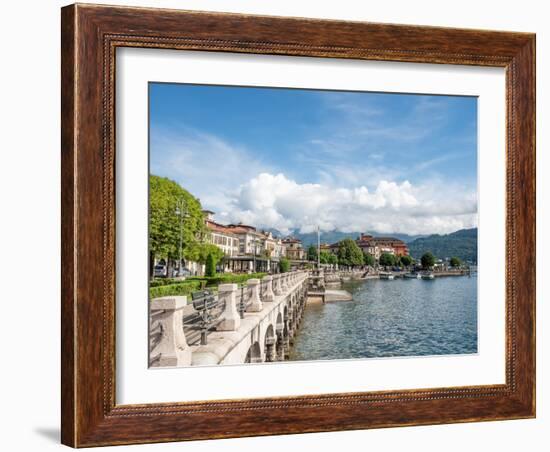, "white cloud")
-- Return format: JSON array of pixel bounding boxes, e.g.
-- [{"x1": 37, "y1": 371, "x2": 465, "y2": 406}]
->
[
  {"x1": 150, "y1": 128, "x2": 273, "y2": 213},
  {"x1": 220, "y1": 172, "x2": 477, "y2": 236}
]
